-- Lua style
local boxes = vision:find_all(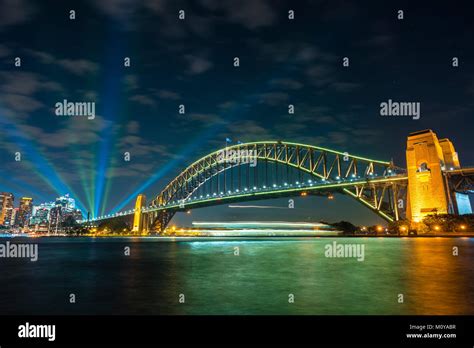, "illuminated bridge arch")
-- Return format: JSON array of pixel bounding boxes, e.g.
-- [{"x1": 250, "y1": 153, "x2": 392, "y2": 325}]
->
[{"x1": 147, "y1": 142, "x2": 408, "y2": 231}]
